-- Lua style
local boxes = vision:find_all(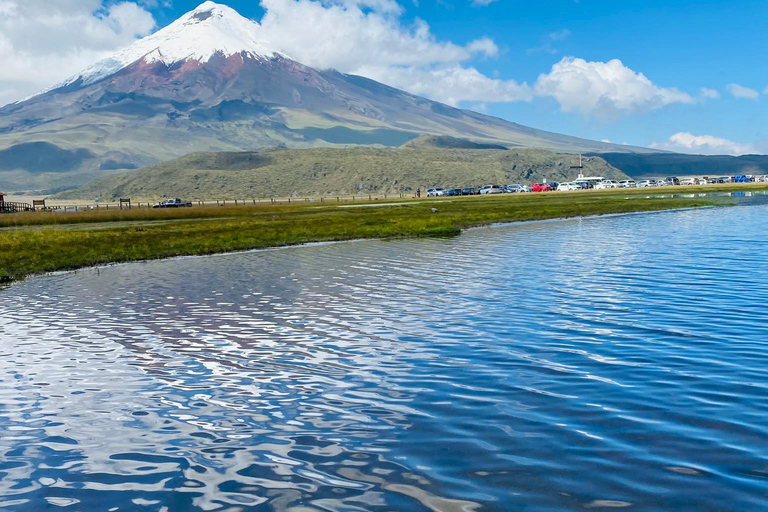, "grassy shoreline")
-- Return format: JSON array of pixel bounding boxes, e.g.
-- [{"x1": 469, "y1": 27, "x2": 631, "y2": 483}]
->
[{"x1": 2, "y1": 186, "x2": 762, "y2": 285}]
